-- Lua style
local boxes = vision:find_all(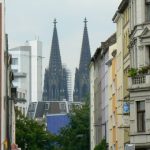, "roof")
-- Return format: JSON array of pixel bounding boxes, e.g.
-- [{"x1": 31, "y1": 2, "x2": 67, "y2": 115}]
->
[
  {"x1": 91, "y1": 33, "x2": 116, "y2": 62},
  {"x1": 27, "y1": 101, "x2": 83, "y2": 119},
  {"x1": 112, "y1": 0, "x2": 129, "y2": 22}
]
